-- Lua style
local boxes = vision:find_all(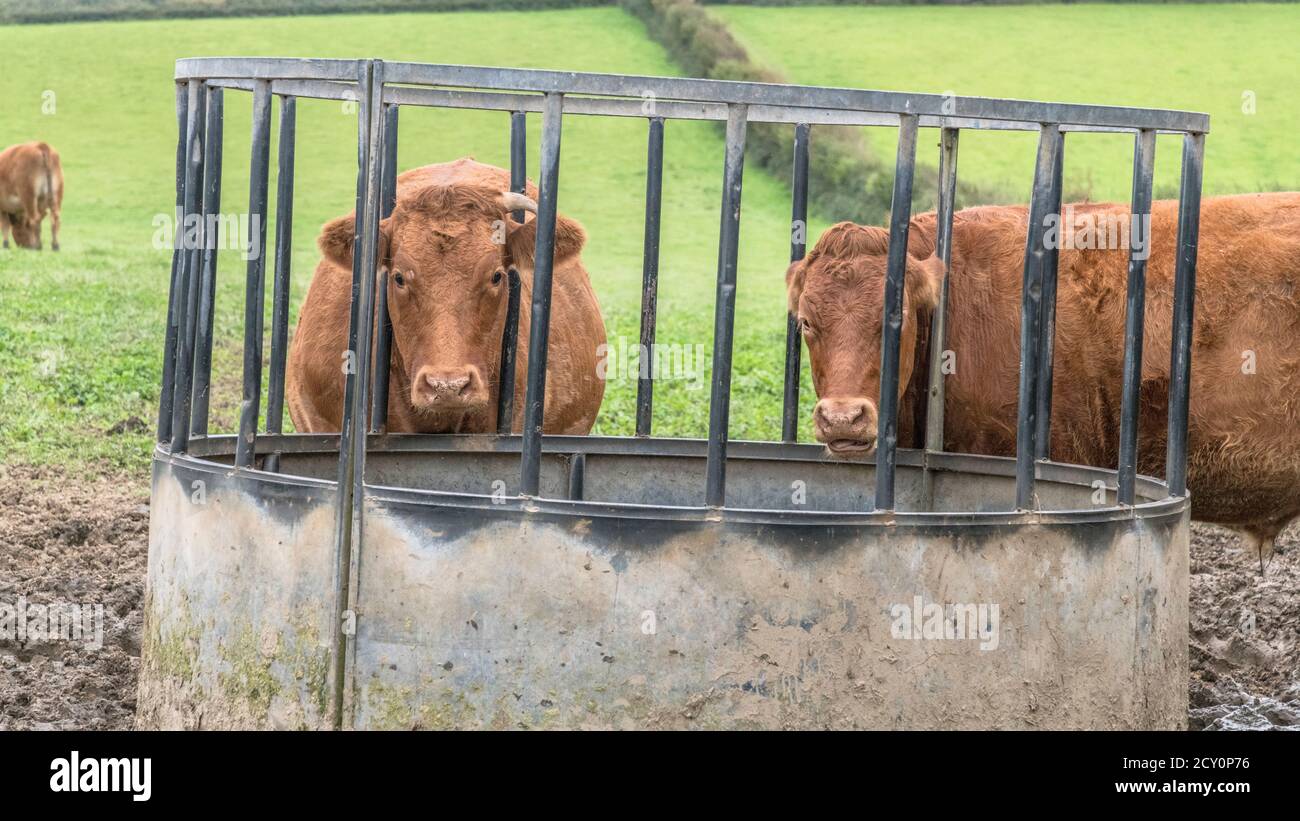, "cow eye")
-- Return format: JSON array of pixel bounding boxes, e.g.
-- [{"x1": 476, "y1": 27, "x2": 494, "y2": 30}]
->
[
  {"x1": 491, "y1": 270, "x2": 504, "y2": 285},
  {"x1": 393, "y1": 270, "x2": 405, "y2": 288},
  {"x1": 798, "y1": 317, "x2": 812, "y2": 335}
]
